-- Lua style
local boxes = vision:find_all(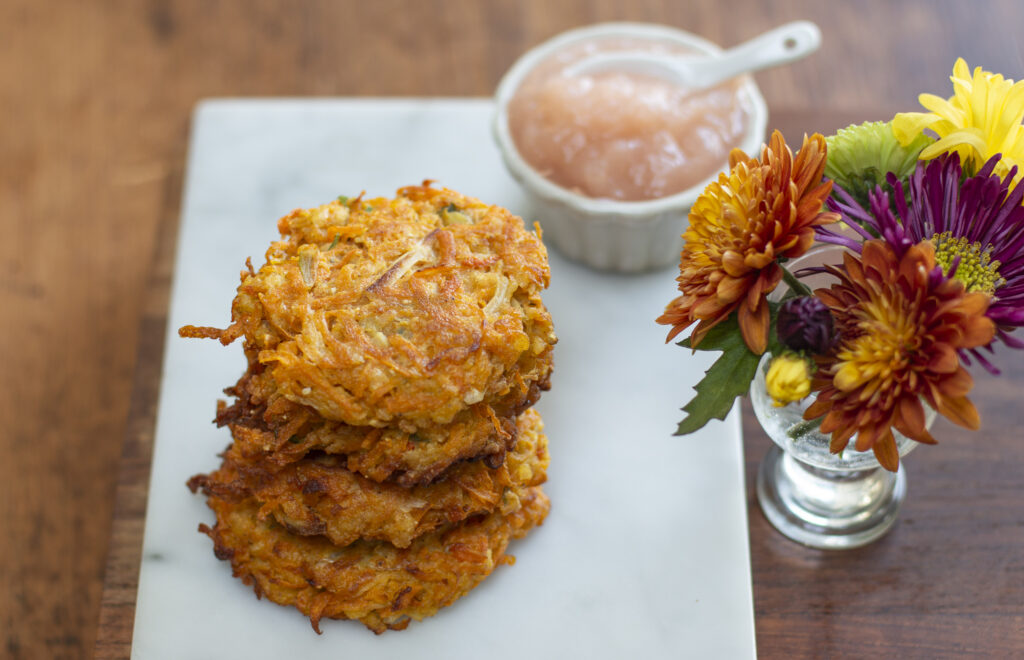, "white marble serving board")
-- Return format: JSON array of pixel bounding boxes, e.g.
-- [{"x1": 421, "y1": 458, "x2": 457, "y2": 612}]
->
[{"x1": 131, "y1": 99, "x2": 756, "y2": 659}]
